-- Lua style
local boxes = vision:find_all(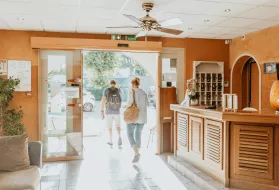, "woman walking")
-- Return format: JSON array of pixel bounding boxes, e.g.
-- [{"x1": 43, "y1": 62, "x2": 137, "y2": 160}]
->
[{"x1": 126, "y1": 77, "x2": 148, "y2": 163}]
